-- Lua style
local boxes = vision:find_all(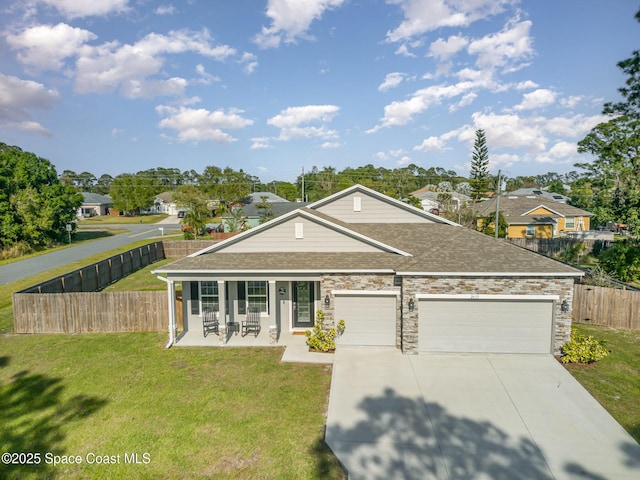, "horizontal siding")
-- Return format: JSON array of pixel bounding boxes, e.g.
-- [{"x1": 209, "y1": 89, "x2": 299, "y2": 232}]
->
[
  {"x1": 315, "y1": 191, "x2": 434, "y2": 223},
  {"x1": 218, "y1": 216, "x2": 384, "y2": 253}
]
